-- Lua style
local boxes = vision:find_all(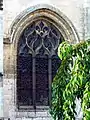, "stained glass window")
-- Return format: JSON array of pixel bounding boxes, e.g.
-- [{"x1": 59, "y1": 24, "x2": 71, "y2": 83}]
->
[{"x1": 17, "y1": 20, "x2": 63, "y2": 109}]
